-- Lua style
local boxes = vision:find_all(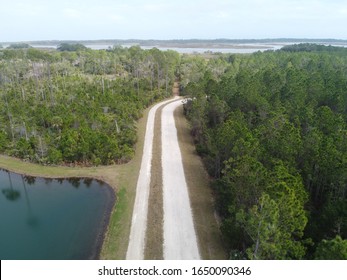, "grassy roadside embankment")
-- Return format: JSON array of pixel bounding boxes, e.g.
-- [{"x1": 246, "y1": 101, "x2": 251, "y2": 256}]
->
[
  {"x1": 174, "y1": 105, "x2": 227, "y2": 259},
  {"x1": 144, "y1": 102, "x2": 165, "y2": 259}
]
